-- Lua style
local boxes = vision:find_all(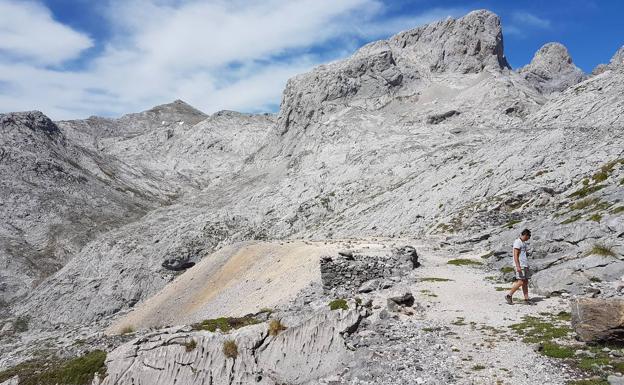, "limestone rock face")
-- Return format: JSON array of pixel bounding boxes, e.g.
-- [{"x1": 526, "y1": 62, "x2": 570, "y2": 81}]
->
[
  {"x1": 571, "y1": 298, "x2": 624, "y2": 343},
  {"x1": 96, "y1": 308, "x2": 362, "y2": 385},
  {"x1": 519, "y1": 42, "x2": 586, "y2": 94},
  {"x1": 592, "y1": 45, "x2": 624, "y2": 75},
  {"x1": 277, "y1": 9, "x2": 511, "y2": 135}
]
